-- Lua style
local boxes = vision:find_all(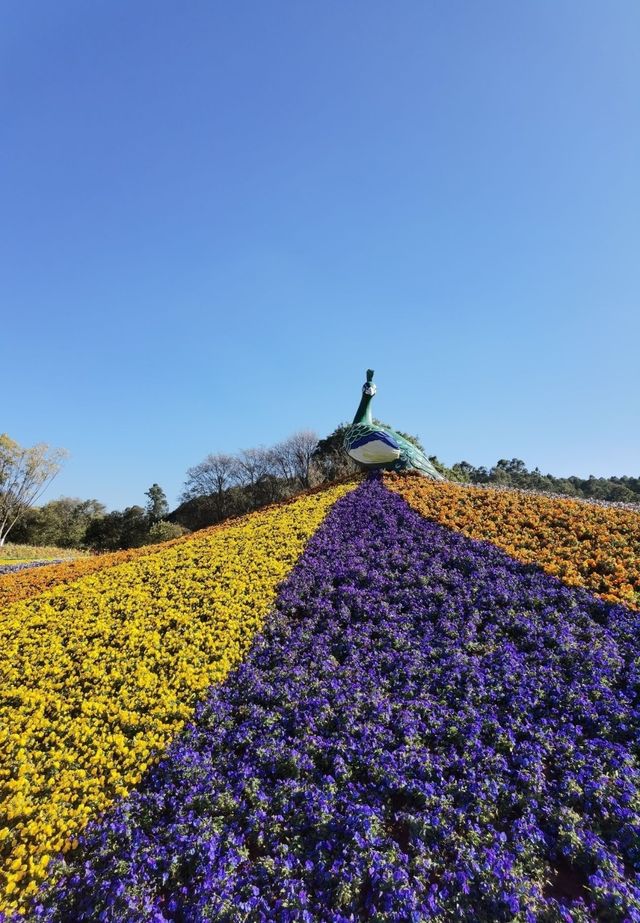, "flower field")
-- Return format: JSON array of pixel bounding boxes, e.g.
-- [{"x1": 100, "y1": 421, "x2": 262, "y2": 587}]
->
[
  {"x1": 0, "y1": 539, "x2": 187, "y2": 608},
  {"x1": 1, "y1": 477, "x2": 640, "y2": 920},
  {"x1": 385, "y1": 473, "x2": 640, "y2": 609},
  {"x1": 0, "y1": 487, "x2": 347, "y2": 609},
  {"x1": 0, "y1": 483, "x2": 355, "y2": 917}
]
